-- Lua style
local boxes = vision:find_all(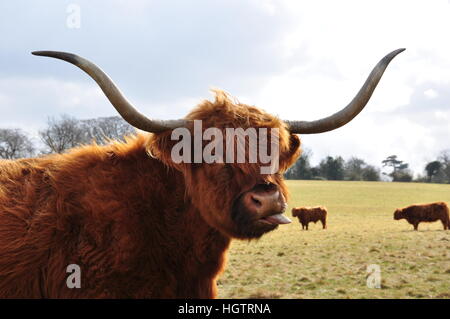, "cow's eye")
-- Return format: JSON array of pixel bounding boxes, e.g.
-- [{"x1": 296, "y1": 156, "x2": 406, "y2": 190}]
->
[{"x1": 253, "y1": 182, "x2": 277, "y2": 193}]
